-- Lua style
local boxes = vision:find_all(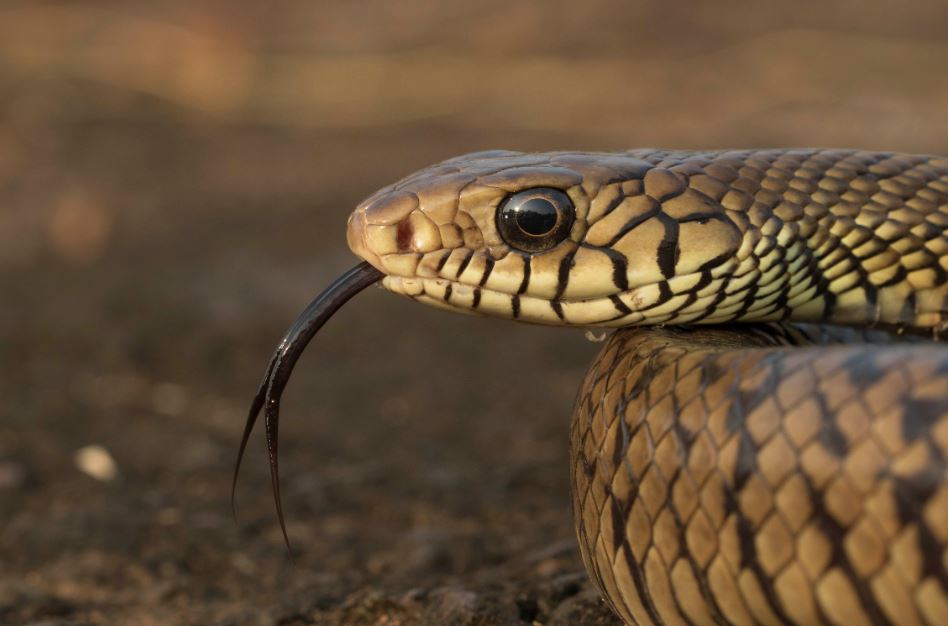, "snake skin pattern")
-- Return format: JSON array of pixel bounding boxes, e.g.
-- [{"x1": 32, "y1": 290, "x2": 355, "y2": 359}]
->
[
  {"x1": 572, "y1": 325, "x2": 947, "y2": 625},
  {"x1": 347, "y1": 149, "x2": 948, "y2": 330},
  {"x1": 340, "y1": 149, "x2": 948, "y2": 625}
]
